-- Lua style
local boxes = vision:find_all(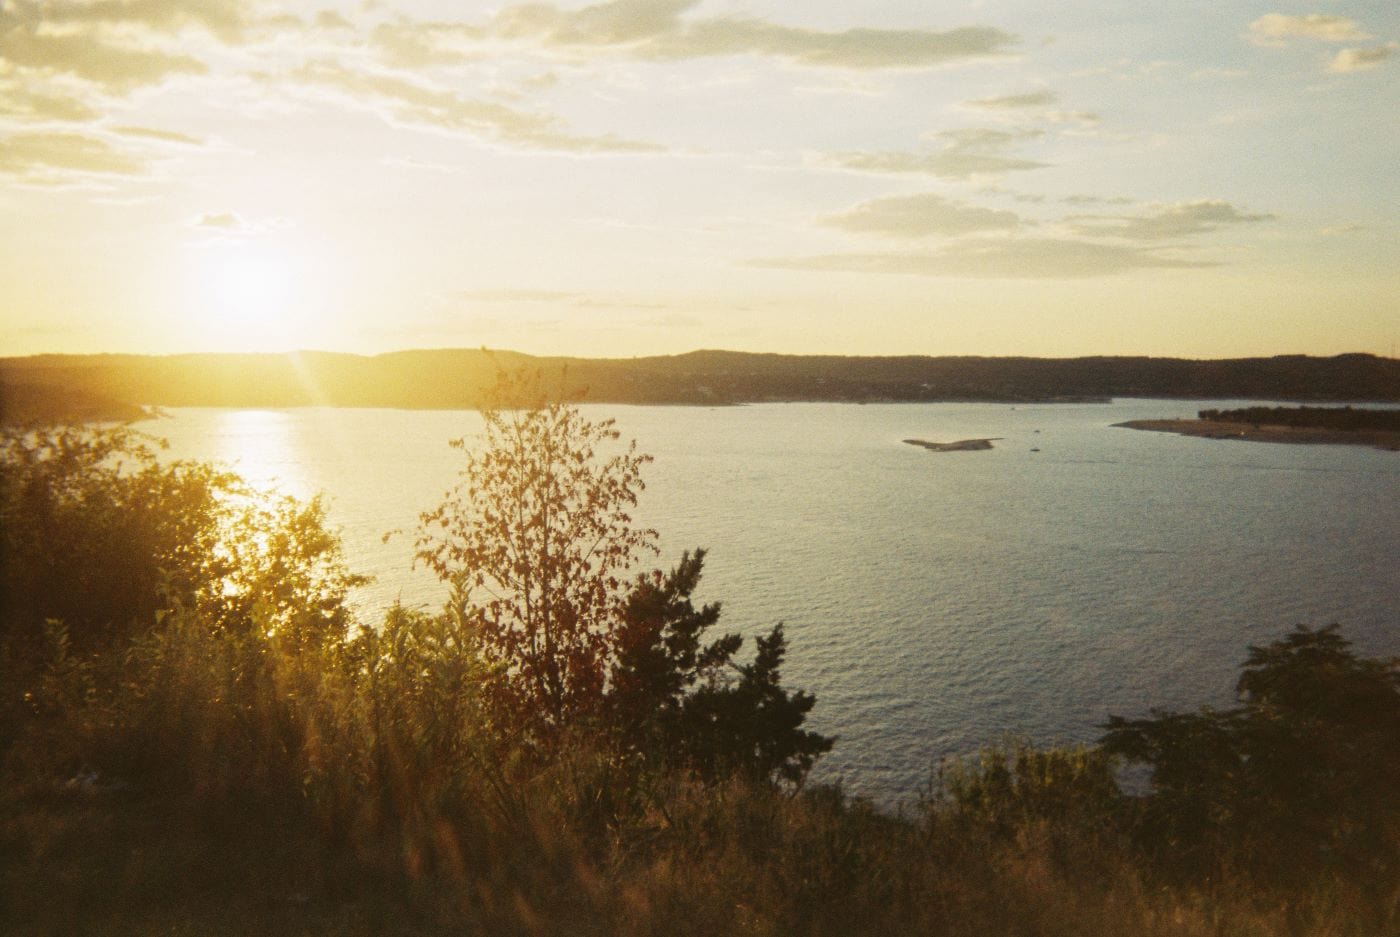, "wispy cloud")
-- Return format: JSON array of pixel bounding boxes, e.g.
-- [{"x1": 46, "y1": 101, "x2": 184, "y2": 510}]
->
[
  {"x1": 484, "y1": 0, "x2": 1016, "y2": 69},
  {"x1": 370, "y1": 20, "x2": 483, "y2": 69},
  {"x1": 834, "y1": 128, "x2": 1047, "y2": 180},
  {"x1": 1328, "y1": 44, "x2": 1396, "y2": 73},
  {"x1": 754, "y1": 237, "x2": 1214, "y2": 279},
  {"x1": 1044, "y1": 110, "x2": 1100, "y2": 126},
  {"x1": 0, "y1": 84, "x2": 100, "y2": 122},
  {"x1": 9, "y1": 0, "x2": 262, "y2": 45},
  {"x1": 1061, "y1": 194, "x2": 1134, "y2": 206},
  {"x1": 966, "y1": 89, "x2": 1057, "y2": 109},
  {"x1": 1248, "y1": 14, "x2": 1369, "y2": 47},
  {"x1": 112, "y1": 126, "x2": 205, "y2": 146},
  {"x1": 313, "y1": 10, "x2": 354, "y2": 32},
  {"x1": 0, "y1": 27, "x2": 208, "y2": 91},
  {"x1": 0, "y1": 131, "x2": 144, "y2": 178},
  {"x1": 281, "y1": 59, "x2": 662, "y2": 153},
  {"x1": 1070, "y1": 200, "x2": 1273, "y2": 241},
  {"x1": 1247, "y1": 13, "x2": 1394, "y2": 74},
  {"x1": 187, "y1": 211, "x2": 290, "y2": 236},
  {"x1": 821, "y1": 193, "x2": 1022, "y2": 238},
  {"x1": 192, "y1": 211, "x2": 242, "y2": 230},
  {"x1": 960, "y1": 88, "x2": 1098, "y2": 126}
]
